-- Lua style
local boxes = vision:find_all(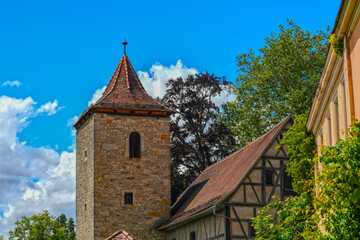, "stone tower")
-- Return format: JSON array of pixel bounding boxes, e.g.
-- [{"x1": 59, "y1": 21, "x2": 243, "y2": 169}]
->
[{"x1": 75, "y1": 41, "x2": 171, "y2": 240}]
